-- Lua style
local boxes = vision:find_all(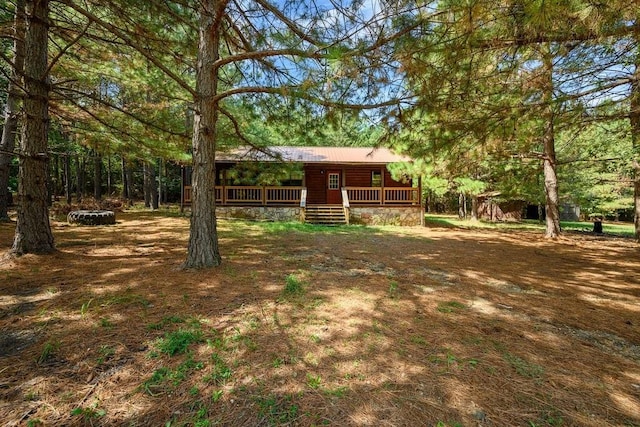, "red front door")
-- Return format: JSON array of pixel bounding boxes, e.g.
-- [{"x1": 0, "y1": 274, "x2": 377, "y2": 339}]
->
[{"x1": 326, "y1": 171, "x2": 342, "y2": 204}]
